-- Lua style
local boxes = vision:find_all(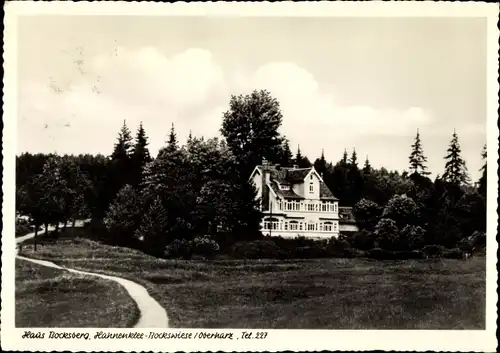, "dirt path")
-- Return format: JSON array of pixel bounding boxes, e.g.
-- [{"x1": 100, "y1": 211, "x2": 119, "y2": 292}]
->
[{"x1": 15, "y1": 222, "x2": 169, "y2": 328}]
